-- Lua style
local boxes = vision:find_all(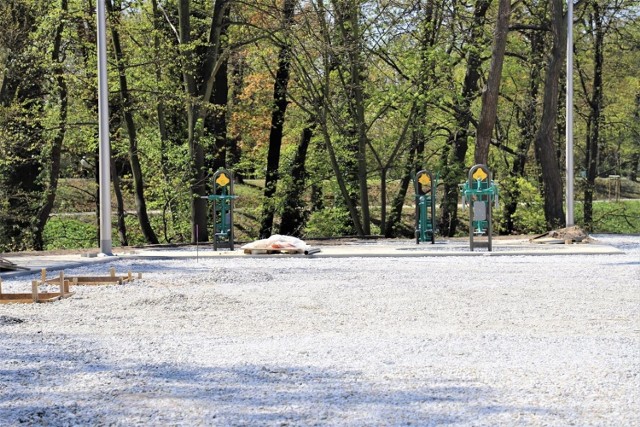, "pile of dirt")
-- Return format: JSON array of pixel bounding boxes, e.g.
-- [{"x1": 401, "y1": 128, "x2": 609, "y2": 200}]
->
[{"x1": 530, "y1": 226, "x2": 592, "y2": 244}]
